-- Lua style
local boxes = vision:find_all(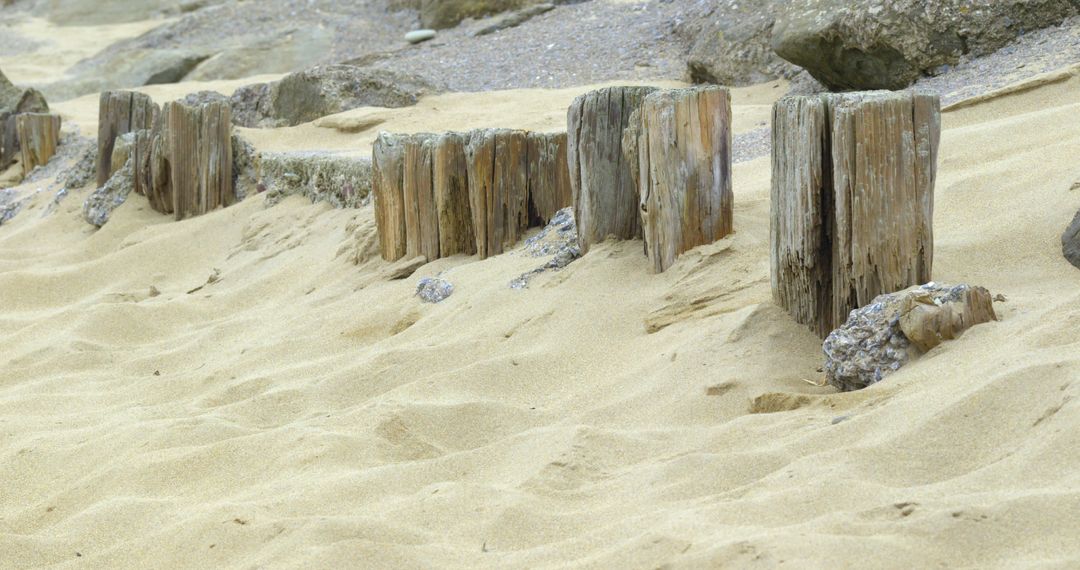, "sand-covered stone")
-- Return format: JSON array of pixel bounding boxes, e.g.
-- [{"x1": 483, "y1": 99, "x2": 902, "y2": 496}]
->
[{"x1": 823, "y1": 283, "x2": 997, "y2": 392}]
